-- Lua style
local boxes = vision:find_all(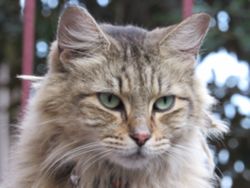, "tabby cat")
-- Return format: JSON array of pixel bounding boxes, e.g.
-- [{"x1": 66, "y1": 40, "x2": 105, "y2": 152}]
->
[{"x1": 6, "y1": 5, "x2": 228, "y2": 188}]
